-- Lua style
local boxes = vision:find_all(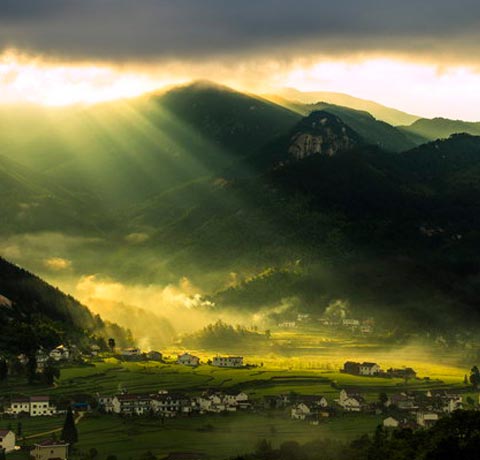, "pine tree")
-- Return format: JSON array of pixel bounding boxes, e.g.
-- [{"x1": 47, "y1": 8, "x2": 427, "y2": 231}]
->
[{"x1": 61, "y1": 407, "x2": 78, "y2": 447}]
